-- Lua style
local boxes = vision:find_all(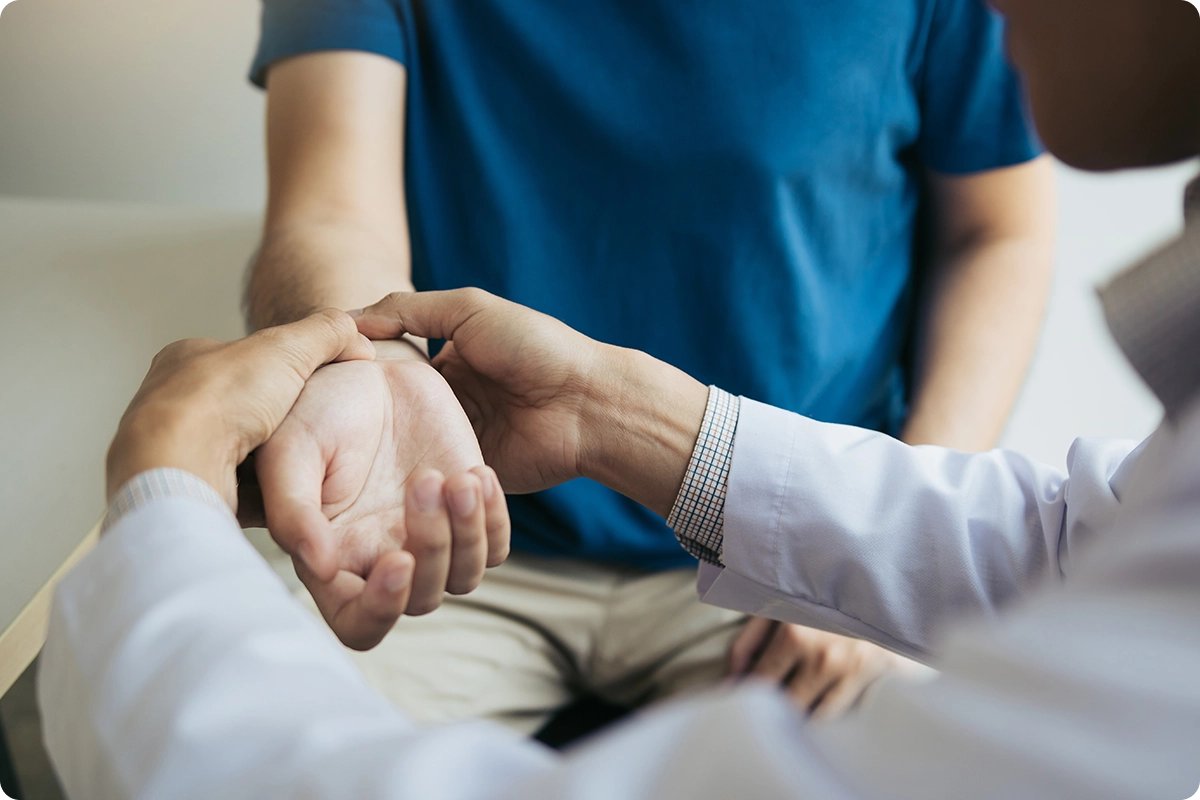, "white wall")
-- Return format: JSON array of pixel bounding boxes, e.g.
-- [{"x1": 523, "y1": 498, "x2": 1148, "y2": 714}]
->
[
  {"x1": 0, "y1": 0, "x2": 1195, "y2": 464},
  {"x1": 1000, "y1": 162, "x2": 1196, "y2": 466},
  {"x1": 0, "y1": 0, "x2": 265, "y2": 209}
]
